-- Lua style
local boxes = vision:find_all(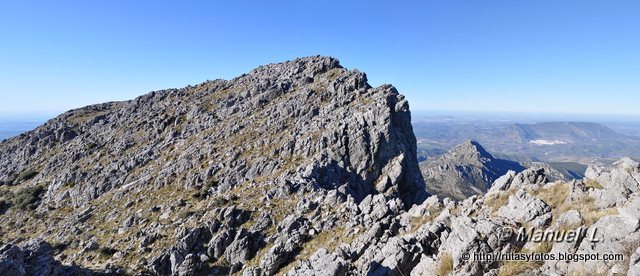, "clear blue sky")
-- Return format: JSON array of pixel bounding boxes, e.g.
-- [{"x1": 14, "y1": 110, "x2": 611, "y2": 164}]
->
[{"x1": 1, "y1": 1, "x2": 639, "y2": 116}]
